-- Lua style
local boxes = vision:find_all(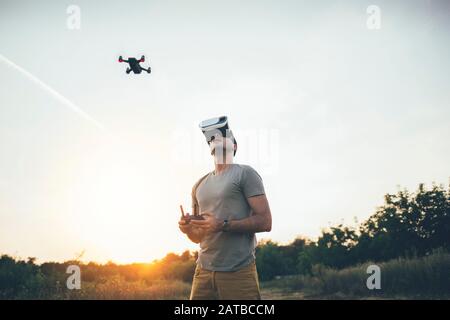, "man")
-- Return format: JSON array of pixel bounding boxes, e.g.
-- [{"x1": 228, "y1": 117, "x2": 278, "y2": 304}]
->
[{"x1": 178, "y1": 117, "x2": 272, "y2": 300}]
